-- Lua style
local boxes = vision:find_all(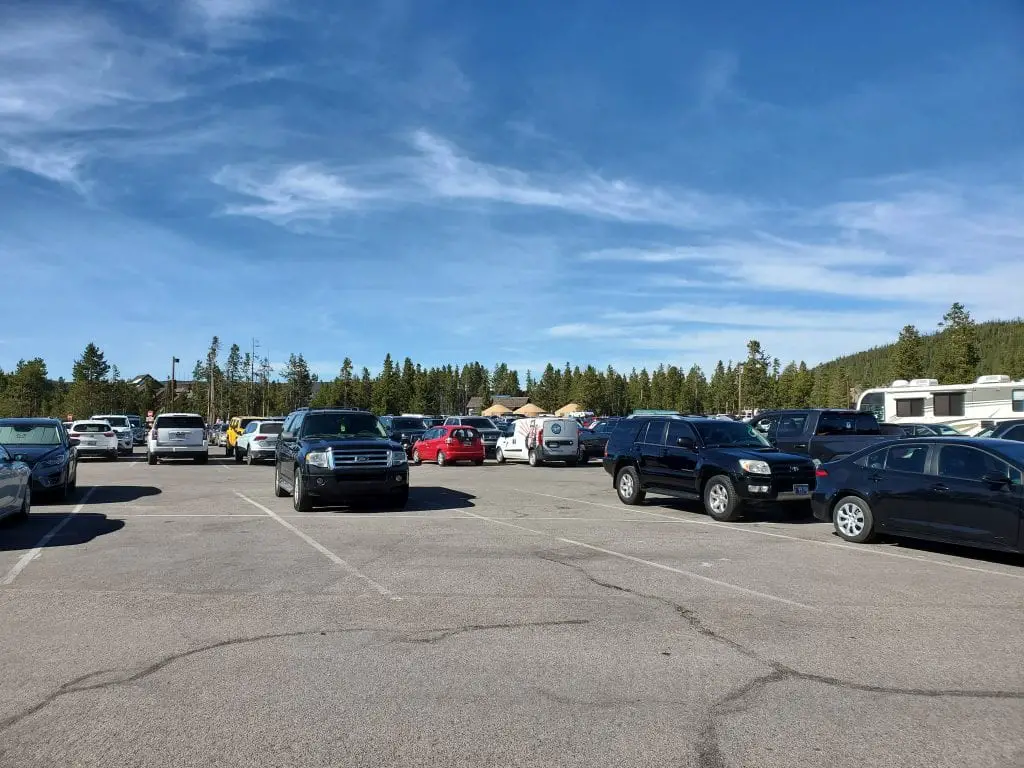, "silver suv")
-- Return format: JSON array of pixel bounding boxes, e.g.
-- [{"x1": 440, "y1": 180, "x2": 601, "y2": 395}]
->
[
  {"x1": 91, "y1": 414, "x2": 135, "y2": 455},
  {"x1": 147, "y1": 413, "x2": 209, "y2": 464}
]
